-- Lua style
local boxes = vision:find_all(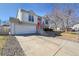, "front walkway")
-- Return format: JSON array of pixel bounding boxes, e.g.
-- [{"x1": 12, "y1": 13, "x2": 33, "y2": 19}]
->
[{"x1": 15, "y1": 35, "x2": 79, "y2": 56}]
